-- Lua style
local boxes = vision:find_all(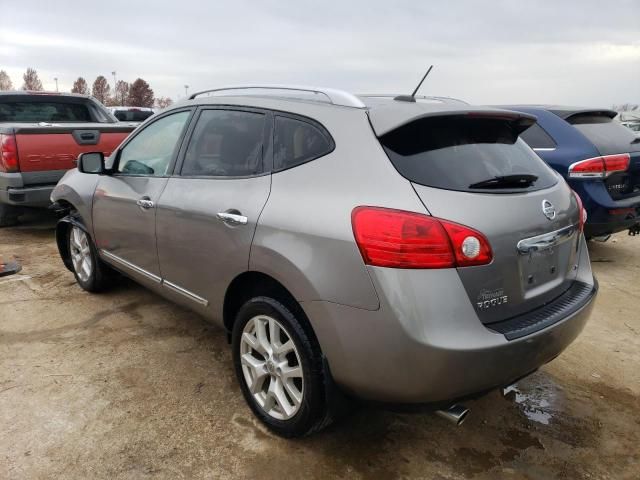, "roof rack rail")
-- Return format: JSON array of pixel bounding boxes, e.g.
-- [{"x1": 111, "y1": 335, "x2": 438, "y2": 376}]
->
[{"x1": 188, "y1": 85, "x2": 366, "y2": 109}]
